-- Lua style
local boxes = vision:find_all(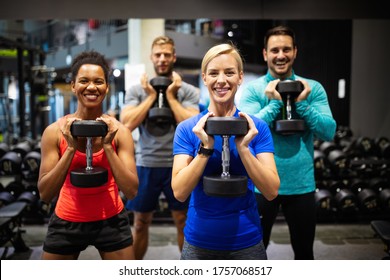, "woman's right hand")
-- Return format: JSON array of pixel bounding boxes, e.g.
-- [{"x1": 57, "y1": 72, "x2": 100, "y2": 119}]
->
[
  {"x1": 58, "y1": 116, "x2": 80, "y2": 150},
  {"x1": 192, "y1": 111, "x2": 215, "y2": 149}
]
